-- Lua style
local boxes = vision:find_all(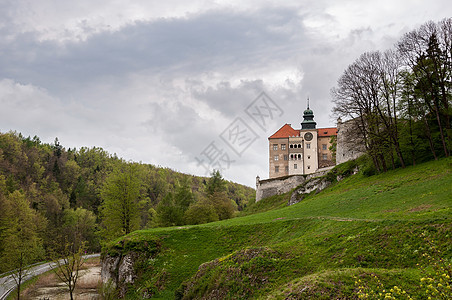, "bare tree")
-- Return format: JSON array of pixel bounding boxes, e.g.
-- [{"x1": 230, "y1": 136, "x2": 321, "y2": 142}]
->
[
  {"x1": 51, "y1": 210, "x2": 88, "y2": 300},
  {"x1": 332, "y1": 51, "x2": 390, "y2": 171},
  {"x1": 375, "y1": 49, "x2": 406, "y2": 168},
  {"x1": 52, "y1": 241, "x2": 86, "y2": 300}
]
